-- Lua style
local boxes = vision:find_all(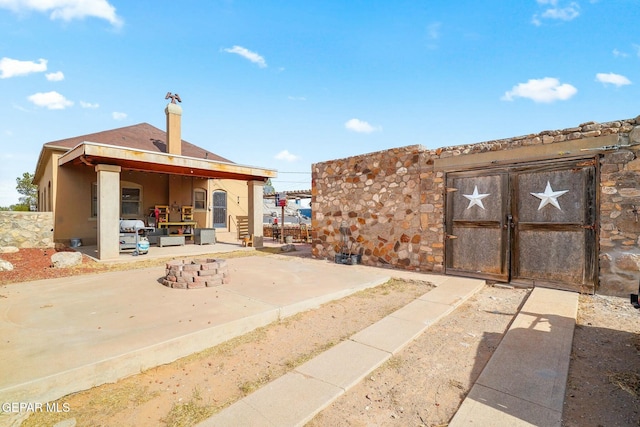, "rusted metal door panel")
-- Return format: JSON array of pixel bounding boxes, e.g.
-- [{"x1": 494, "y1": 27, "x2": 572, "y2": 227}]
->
[
  {"x1": 512, "y1": 161, "x2": 596, "y2": 293},
  {"x1": 445, "y1": 171, "x2": 509, "y2": 281}
]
